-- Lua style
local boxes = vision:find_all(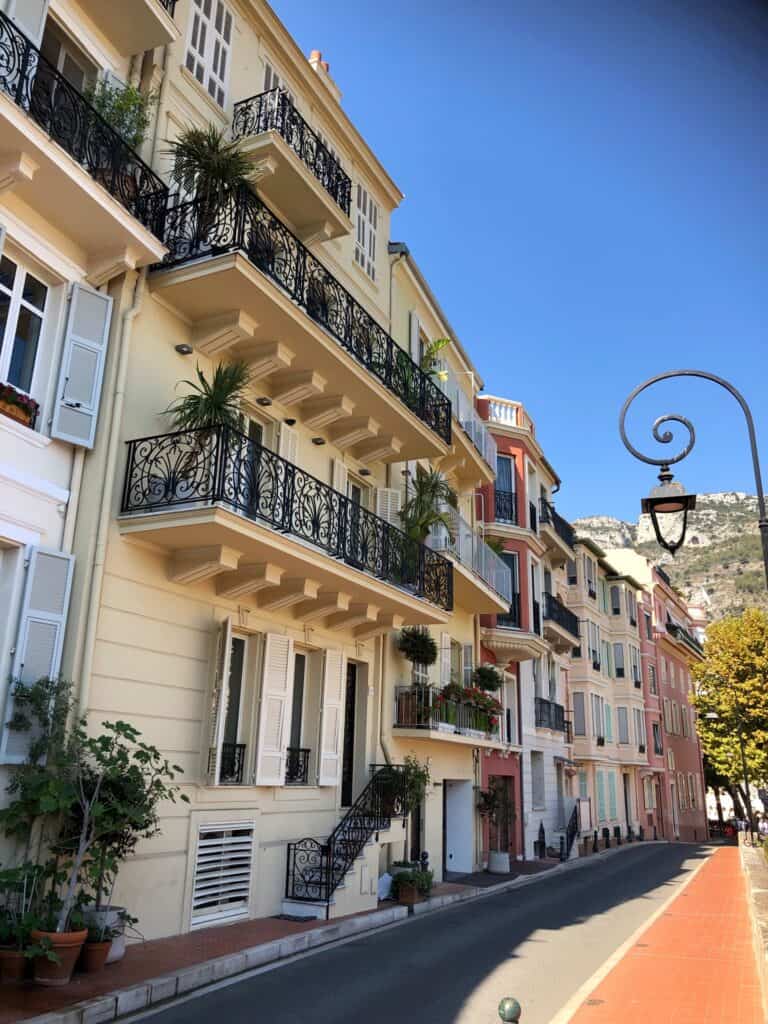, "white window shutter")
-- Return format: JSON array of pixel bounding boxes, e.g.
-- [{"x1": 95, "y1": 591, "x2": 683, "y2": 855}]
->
[
  {"x1": 3, "y1": 0, "x2": 49, "y2": 46},
  {"x1": 254, "y1": 633, "x2": 294, "y2": 786},
  {"x1": 318, "y1": 648, "x2": 345, "y2": 787},
  {"x1": 0, "y1": 222, "x2": 6, "y2": 261},
  {"x1": 278, "y1": 423, "x2": 298, "y2": 464},
  {"x1": 0, "y1": 547, "x2": 74, "y2": 764},
  {"x1": 51, "y1": 284, "x2": 113, "y2": 449},
  {"x1": 409, "y1": 311, "x2": 420, "y2": 362},
  {"x1": 440, "y1": 633, "x2": 451, "y2": 686},
  {"x1": 331, "y1": 458, "x2": 348, "y2": 494},
  {"x1": 204, "y1": 616, "x2": 232, "y2": 786},
  {"x1": 462, "y1": 644, "x2": 473, "y2": 686},
  {"x1": 375, "y1": 487, "x2": 401, "y2": 527}
]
